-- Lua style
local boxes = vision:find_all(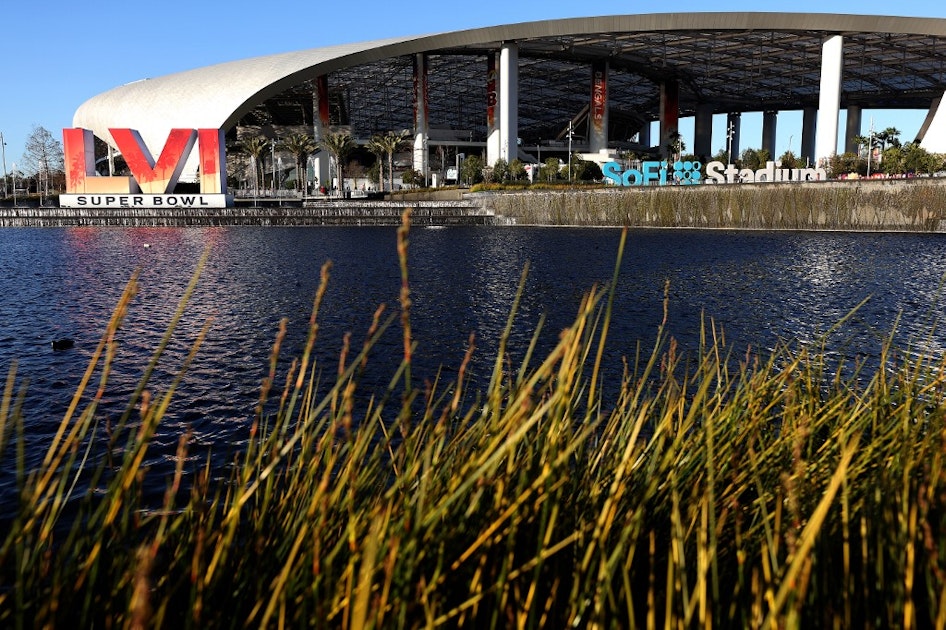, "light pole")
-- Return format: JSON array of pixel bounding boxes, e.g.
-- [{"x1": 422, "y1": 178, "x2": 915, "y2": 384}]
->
[
  {"x1": 277, "y1": 156, "x2": 283, "y2": 205},
  {"x1": 567, "y1": 121, "x2": 574, "y2": 182},
  {"x1": 271, "y1": 139, "x2": 276, "y2": 196},
  {"x1": 0, "y1": 132, "x2": 7, "y2": 199},
  {"x1": 727, "y1": 121, "x2": 735, "y2": 166},
  {"x1": 11, "y1": 162, "x2": 16, "y2": 206}
]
